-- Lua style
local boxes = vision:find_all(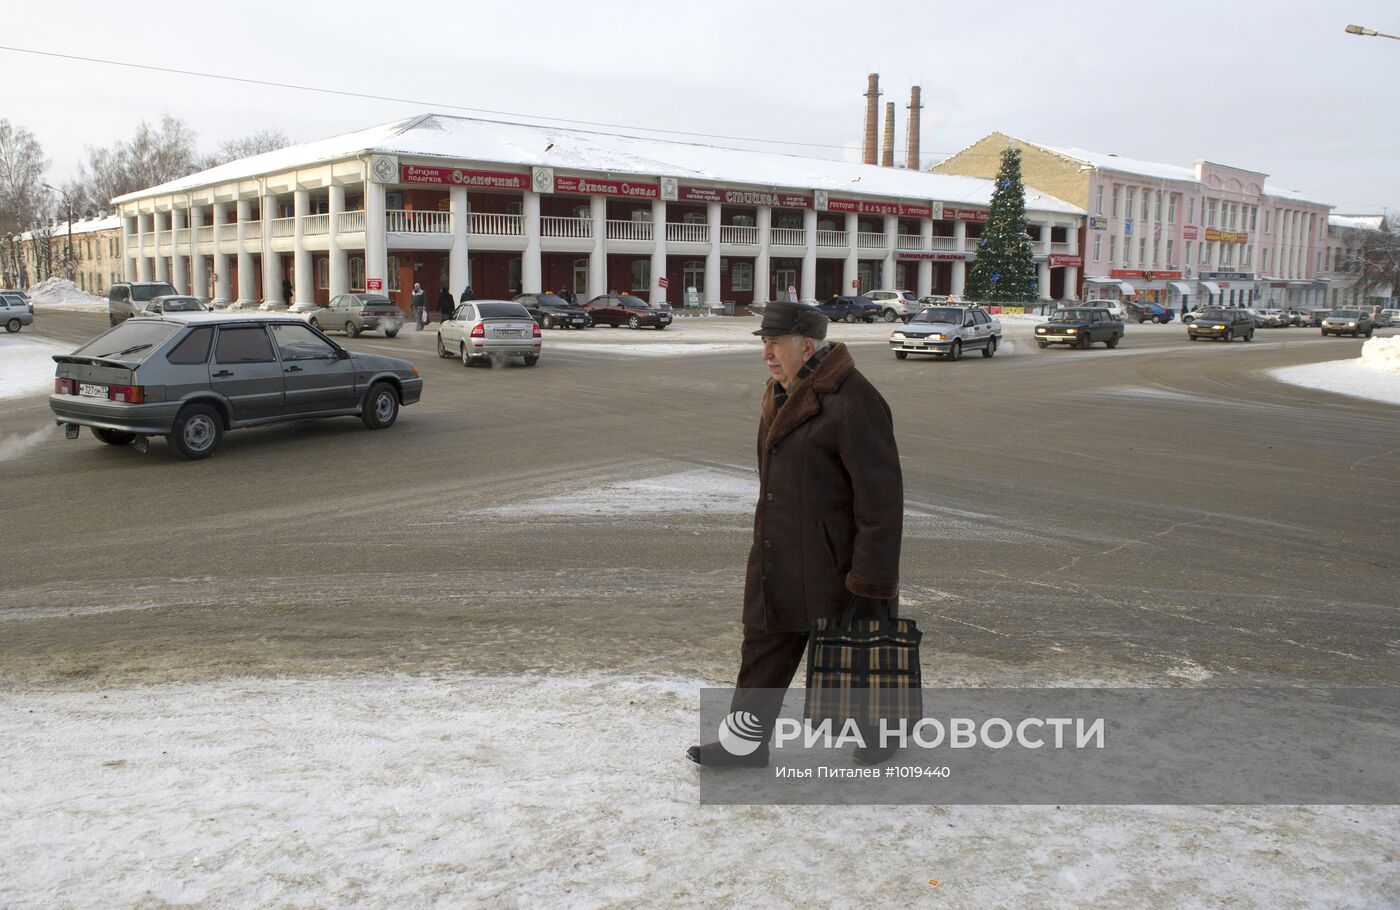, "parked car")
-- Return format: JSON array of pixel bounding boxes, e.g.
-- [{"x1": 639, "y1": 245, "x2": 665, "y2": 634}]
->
[
  {"x1": 1281, "y1": 309, "x2": 1307, "y2": 327},
  {"x1": 1379, "y1": 308, "x2": 1400, "y2": 328},
  {"x1": 1187, "y1": 307, "x2": 1256, "y2": 342},
  {"x1": 582, "y1": 293, "x2": 673, "y2": 329},
  {"x1": 437, "y1": 300, "x2": 541, "y2": 366},
  {"x1": 816, "y1": 295, "x2": 881, "y2": 323},
  {"x1": 145, "y1": 295, "x2": 207, "y2": 315},
  {"x1": 1321, "y1": 309, "x2": 1374, "y2": 337},
  {"x1": 2, "y1": 291, "x2": 34, "y2": 332},
  {"x1": 1299, "y1": 309, "x2": 1330, "y2": 327},
  {"x1": 1125, "y1": 301, "x2": 1174, "y2": 324},
  {"x1": 890, "y1": 305, "x2": 1002, "y2": 361},
  {"x1": 1083, "y1": 299, "x2": 1129, "y2": 321},
  {"x1": 1257, "y1": 309, "x2": 1291, "y2": 328},
  {"x1": 865, "y1": 289, "x2": 919, "y2": 323},
  {"x1": 306, "y1": 293, "x2": 405, "y2": 337},
  {"x1": 107, "y1": 281, "x2": 178, "y2": 326},
  {"x1": 1034, "y1": 307, "x2": 1124, "y2": 349},
  {"x1": 514, "y1": 293, "x2": 592, "y2": 329},
  {"x1": 48, "y1": 314, "x2": 422, "y2": 460}
]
